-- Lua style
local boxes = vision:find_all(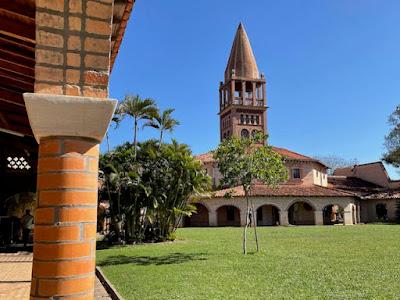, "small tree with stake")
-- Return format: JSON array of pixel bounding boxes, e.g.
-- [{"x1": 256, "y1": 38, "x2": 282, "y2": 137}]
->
[{"x1": 213, "y1": 133, "x2": 288, "y2": 254}]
